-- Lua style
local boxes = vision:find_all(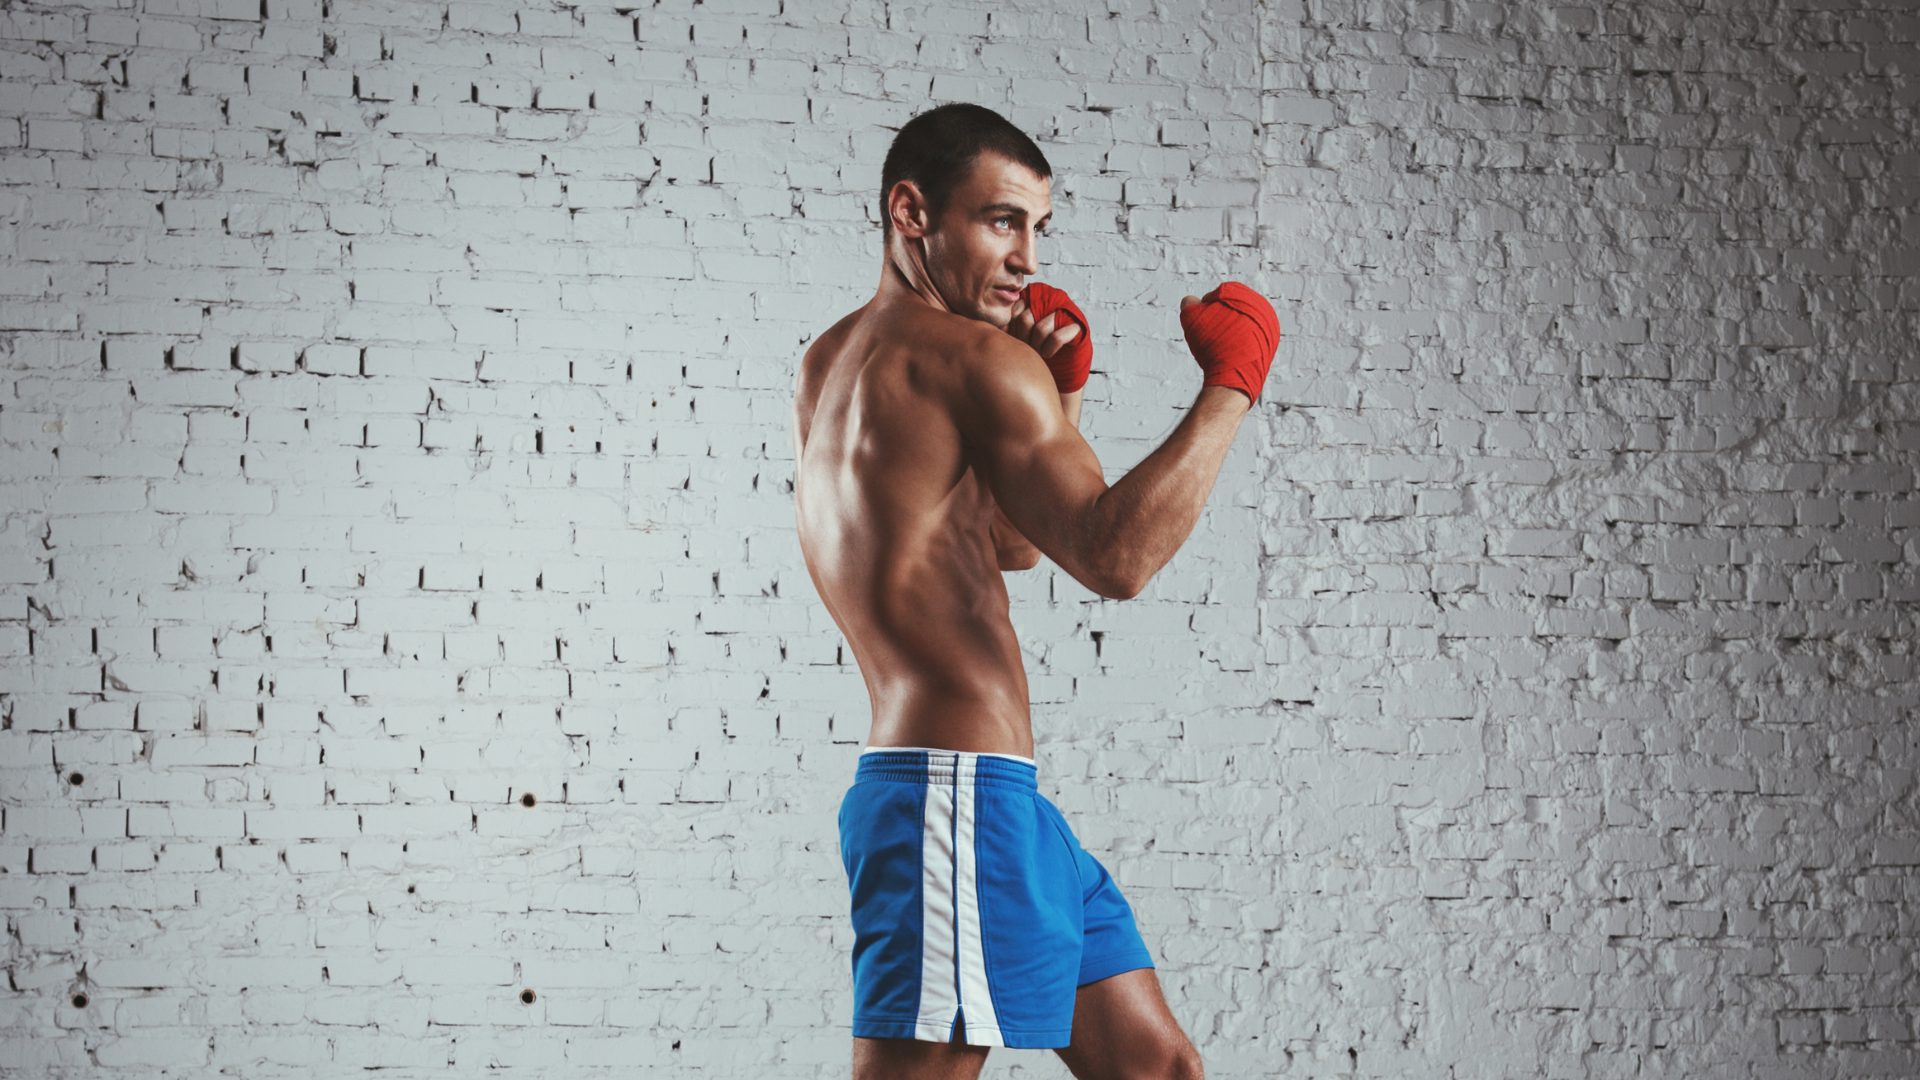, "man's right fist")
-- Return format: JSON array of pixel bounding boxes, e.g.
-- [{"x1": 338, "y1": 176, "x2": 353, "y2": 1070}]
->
[
  {"x1": 1179, "y1": 282, "x2": 1281, "y2": 404},
  {"x1": 1017, "y1": 282, "x2": 1093, "y2": 395}
]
